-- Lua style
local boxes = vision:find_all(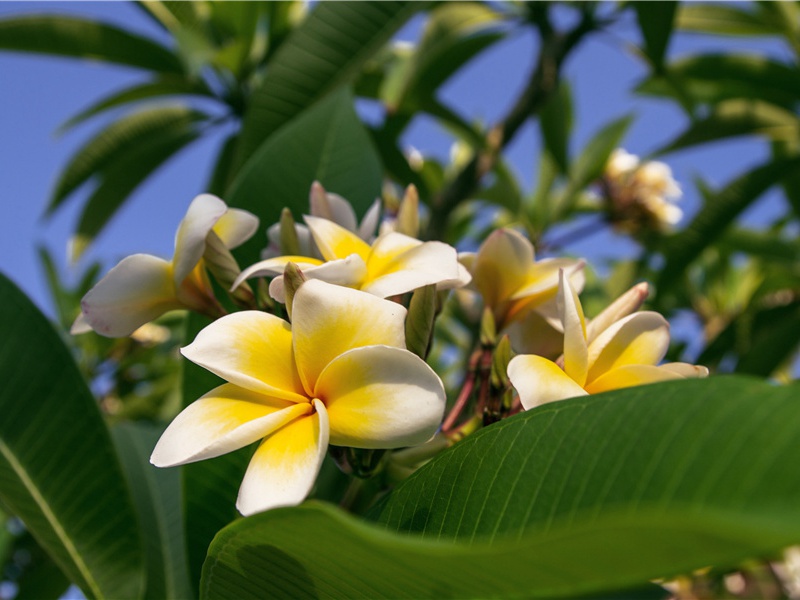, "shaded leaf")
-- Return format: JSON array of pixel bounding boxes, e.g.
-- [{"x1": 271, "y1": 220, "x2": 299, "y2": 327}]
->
[
  {"x1": 633, "y1": 1, "x2": 677, "y2": 69},
  {"x1": 735, "y1": 300, "x2": 800, "y2": 377},
  {"x1": 0, "y1": 273, "x2": 143, "y2": 599},
  {"x1": 0, "y1": 14, "x2": 184, "y2": 73},
  {"x1": 539, "y1": 82, "x2": 573, "y2": 174},
  {"x1": 227, "y1": 87, "x2": 383, "y2": 267},
  {"x1": 234, "y1": 1, "x2": 424, "y2": 169}
]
